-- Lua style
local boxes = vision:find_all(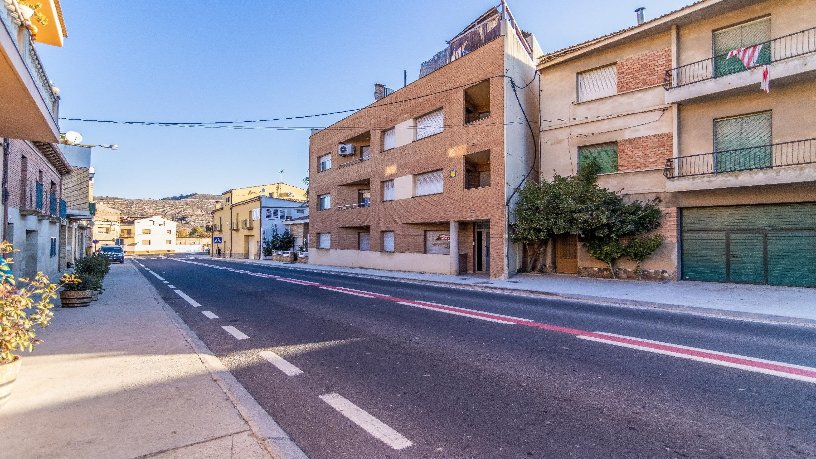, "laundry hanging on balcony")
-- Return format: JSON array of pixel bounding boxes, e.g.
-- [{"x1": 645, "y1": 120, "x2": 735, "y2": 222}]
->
[{"x1": 726, "y1": 44, "x2": 770, "y2": 93}]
